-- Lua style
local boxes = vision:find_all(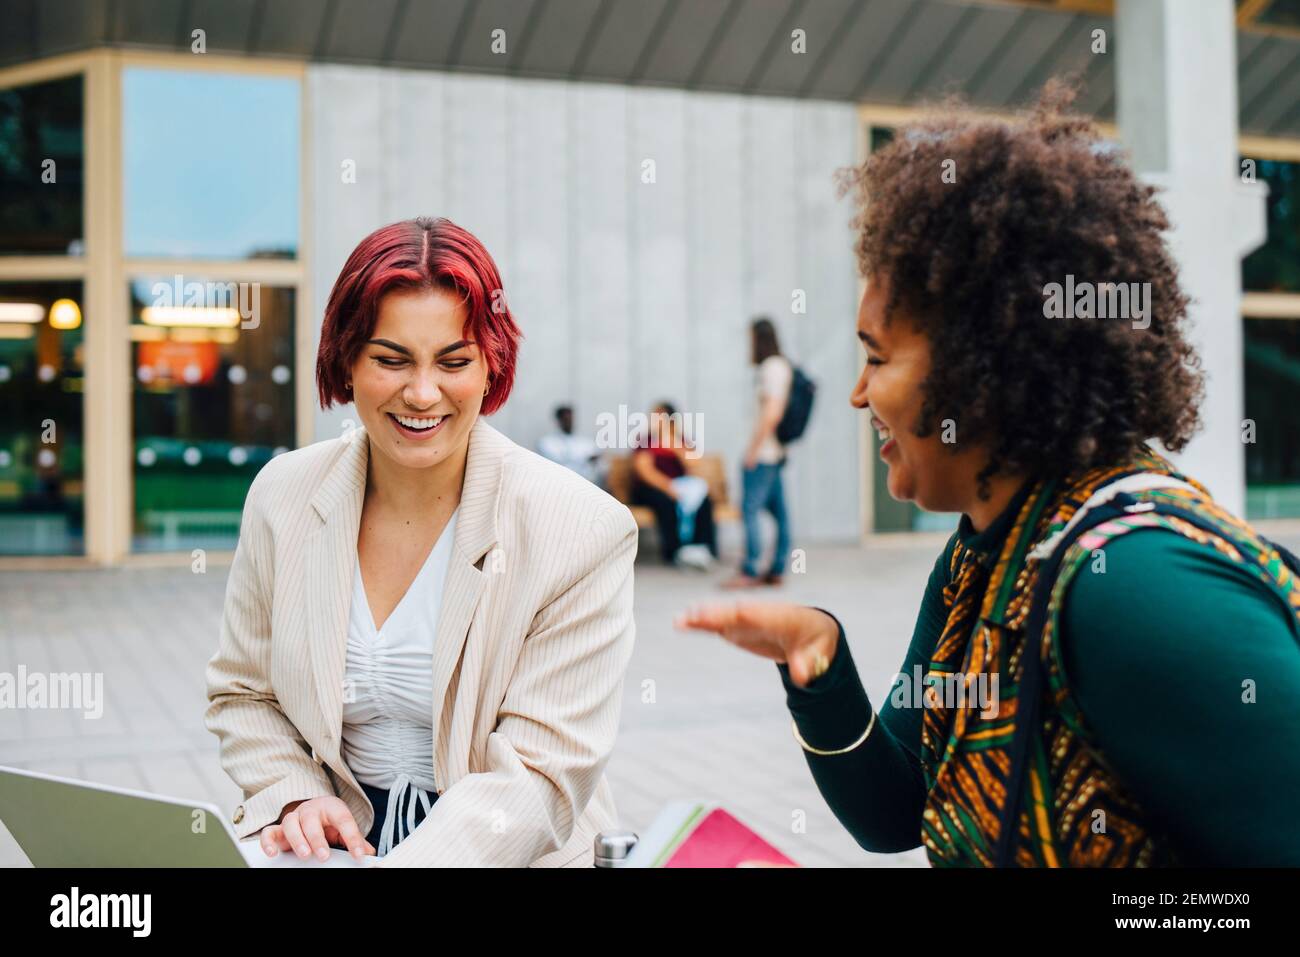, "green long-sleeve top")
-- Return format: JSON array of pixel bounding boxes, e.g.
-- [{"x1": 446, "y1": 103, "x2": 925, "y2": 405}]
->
[{"x1": 779, "y1": 486, "x2": 1300, "y2": 865}]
